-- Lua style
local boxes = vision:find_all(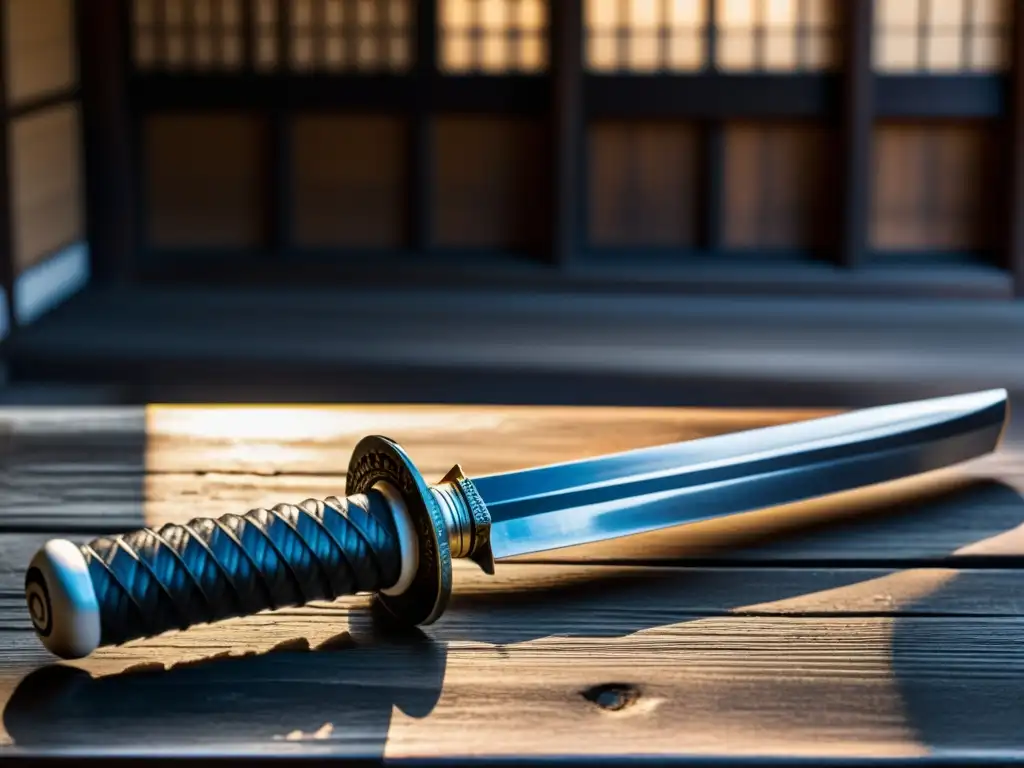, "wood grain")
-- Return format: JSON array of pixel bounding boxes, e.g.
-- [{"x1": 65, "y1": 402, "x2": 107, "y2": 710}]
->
[
  {"x1": 144, "y1": 114, "x2": 268, "y2": 248},
  {"x1": 0, "y1": 402, "x2": 1022, "y2": 761},
  {"x1": 0, "y1": 403, "x2": 824, "y2": 530},
  {"x1": 723, "y1": 121, "x2": 836, "y2": 250},
  {"x1": 588, "y1": 120, "x2": 700, "y2": 247},
  {"x1": 434, "y1": 116, "x2": 548, "y2": 248},
  {"x1": 292, "y1": 115, "x2": 408, "y2": 247},
  {"x1": 9, "y1": 104, "x2": 84, "y2": 273},
  {"x1": 4, "y1": 0, "x2": 77, "y2": 106},
  {"x1": 0, "y1": 565, "x2": 1022, "y2": 757},
  {"x1": 871, "y1": 123, "x2": 1000, "y2": 251}
]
